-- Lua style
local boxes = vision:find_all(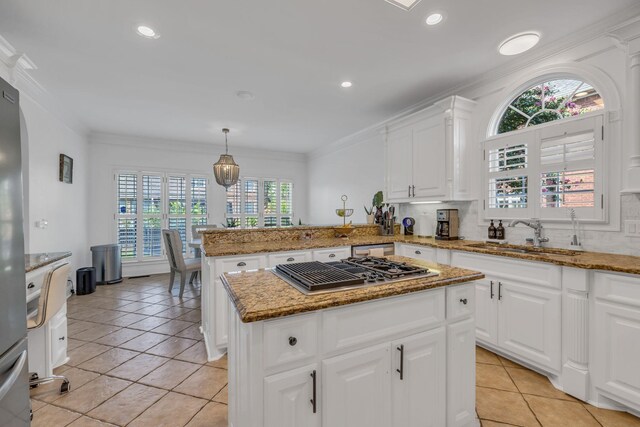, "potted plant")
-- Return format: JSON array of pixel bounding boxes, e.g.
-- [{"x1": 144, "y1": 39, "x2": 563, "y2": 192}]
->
[{"x1": 364, "y1": 205, "x2": 375, "y2": 224}]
